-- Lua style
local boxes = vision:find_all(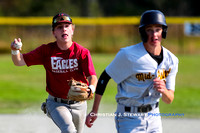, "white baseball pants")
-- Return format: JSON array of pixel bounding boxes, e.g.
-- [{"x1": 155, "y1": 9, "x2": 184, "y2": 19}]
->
[{"x1": 115, "y1": 104, "x2": 162, "y2": 133}]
